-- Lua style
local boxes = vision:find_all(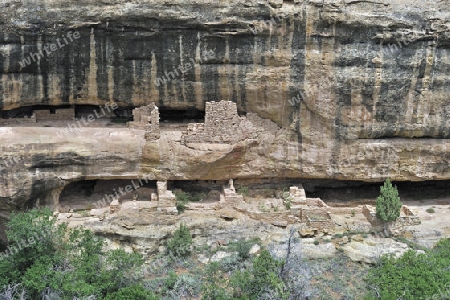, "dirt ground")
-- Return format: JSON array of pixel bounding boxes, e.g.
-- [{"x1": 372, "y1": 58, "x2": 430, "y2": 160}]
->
[{"x1": 320, "y1": 182, "x2": 450, "y2": 248}]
